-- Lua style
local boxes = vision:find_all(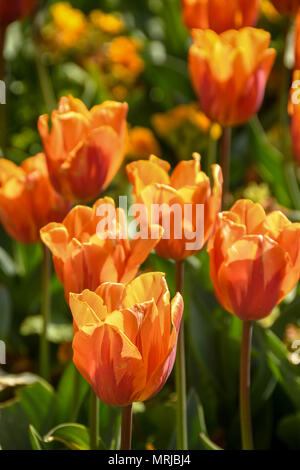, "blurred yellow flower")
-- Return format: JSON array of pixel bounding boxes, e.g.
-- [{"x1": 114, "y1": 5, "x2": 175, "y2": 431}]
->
[
  {"x1": 127, "y1": 126, "x2": 161, "y2": 159},
  {"x1": 90, "y1": 9, "x2": 124, "y2": 35},
  {"x1": 243, "y1": 182, "x2": 271, "y2": 205},
  {"x1": 109, "y1": 36, "x2": 144, "y2": 83},
  {"x1": 152, "y1": 103, "x2": 221, "y2": 139},
  {"x1": 50, "y1": 2, "x2": 87, "y2": 47}
]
